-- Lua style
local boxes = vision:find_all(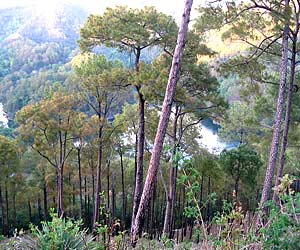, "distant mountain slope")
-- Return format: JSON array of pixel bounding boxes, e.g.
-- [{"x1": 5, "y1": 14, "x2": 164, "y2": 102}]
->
[
  {"x1": 0, "y1": 3, "x2": 160, "y2": 122},
  {"x1": 0, "y1": 4, "x2": 88, "y2": 120}
]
